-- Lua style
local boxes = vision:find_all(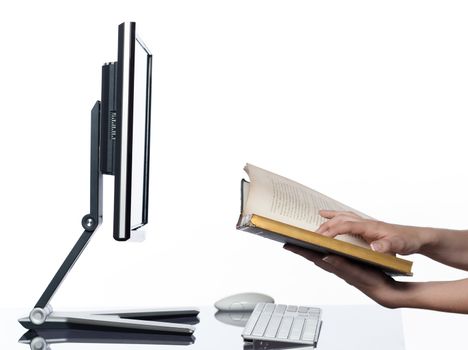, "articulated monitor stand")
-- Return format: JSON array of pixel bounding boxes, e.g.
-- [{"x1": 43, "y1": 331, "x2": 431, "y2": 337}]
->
[{"x1": 18, "y1": 102, "x2": 199, "y2": 338}]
